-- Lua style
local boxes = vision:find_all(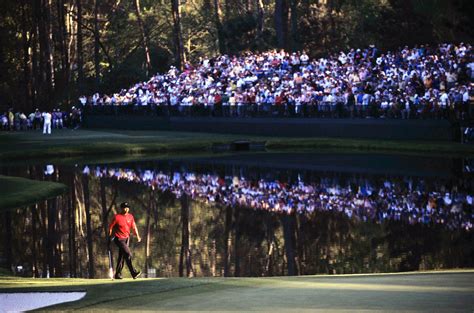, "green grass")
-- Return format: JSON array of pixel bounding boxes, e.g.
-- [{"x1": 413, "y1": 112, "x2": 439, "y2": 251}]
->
[
  {"x1": 0, "y1": 129, "x2": 247, "y2": 161},
  {"x1": 0, "y1": 129, "x2": 473, "y2": 162},
  {"x1": 0, "y1": 271, "x2": 473, "y2": 312},
  {"x1": 0, "y1": 175, "x2": 68, "y2": 210}
]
